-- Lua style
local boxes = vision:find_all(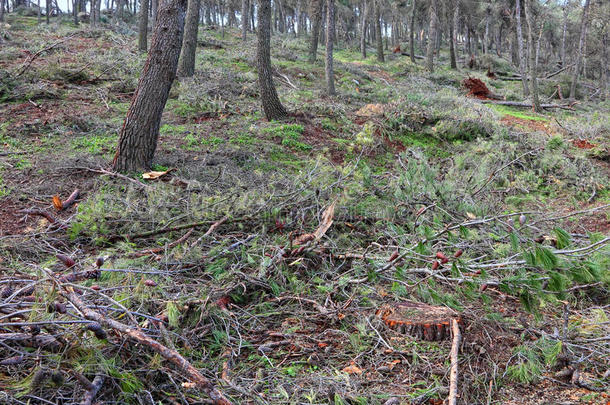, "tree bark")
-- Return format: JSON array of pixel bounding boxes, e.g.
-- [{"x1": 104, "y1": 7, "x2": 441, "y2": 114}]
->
[
  {"x1": 360, "y1": 0, "x2": 368, "y2": 58},
  {"x1": 449, "y1": 0, "x2": 457, "y2": 69},
  {"x1": 138, "y1": 0, "x2": 149, "y2": 51},
  {"x1": 112, "y1": 0, "x2": 188, "y2": 172},
  {"x1": 515, "y1": 0, "x2": 529, "y2": 96},
  {"x1": 0, "y1": 0, "x2": 4, "y2": 23},
  {"x1": 569, "y1": 0, "x2": 590, "y2": 99},
  {"x1": 325, "y1": 0, "x2": 336, "y2": 95},
  {"x1": 177, "y1": 0, "x2": 200, "y2": 77},
  {"x1": 374, "y1": 0, "x2": 384, "y2": 62},
  {"x1": 151, "y1": 0, "x2": 158, "y2": 29},
  {"x1": 409, "y1": 0, "x2": 416, "y2": 63},
  {"x1": 602, "y1": 28, "x2": 608, "y2": 101},
  {"x1": 560, "y1": 0, "x2": 569, "y2": 67},
  {"x1": 241, "y1": 0, "x2": 249, "y2": 41},
  {"x1": 308, "y1": 0, "x2": 322, "y2": 63},
  {"x1": 426, "y1": 0, "x2": 438, "y2": 72},
  {"x1": 257, "y1": 0, "x2": 288, "y2": 120},
  {"x1": 524, "y1": 0, "x2": 541, "y2": 112}
]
